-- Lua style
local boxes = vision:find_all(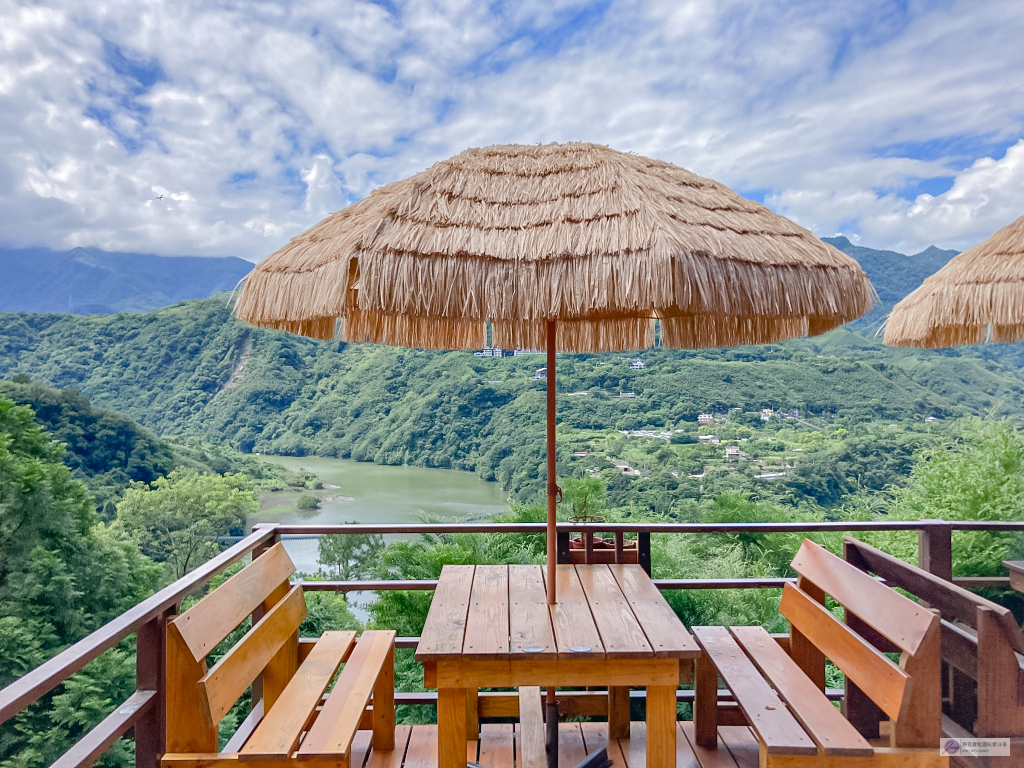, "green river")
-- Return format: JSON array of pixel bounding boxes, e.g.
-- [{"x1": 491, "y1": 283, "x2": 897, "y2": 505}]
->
[{"x1": 249, "y1": 455, "x2": 510, "y2": 575}]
